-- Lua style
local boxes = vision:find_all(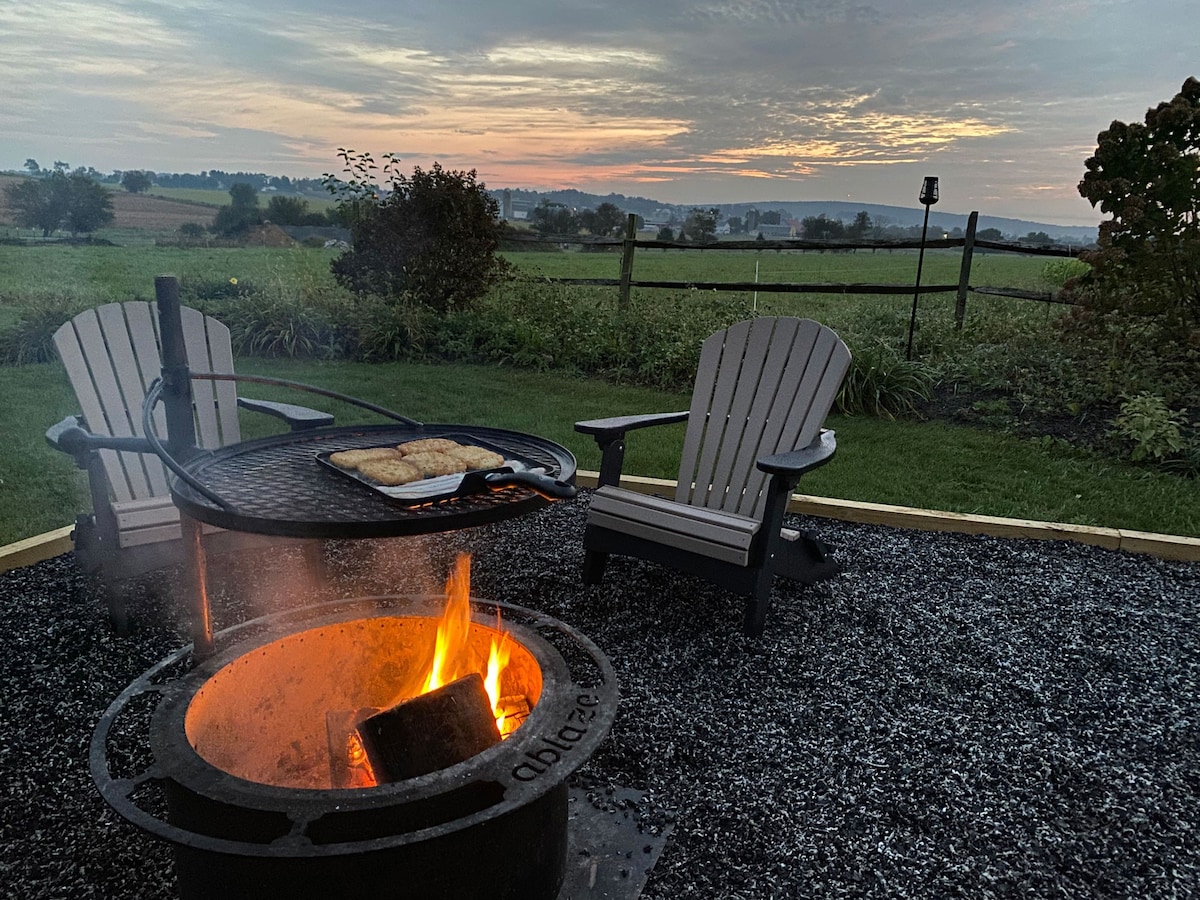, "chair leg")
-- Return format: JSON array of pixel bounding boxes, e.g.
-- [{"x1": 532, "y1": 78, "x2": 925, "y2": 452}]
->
[
  {"x1": 104, "y1": 582, "x2": 131, "y2": 636},
  {"x1": 742, "y1": 570, "x2": 775, "y2": 638},
  {"x1": 582, "y1": 549, "x2": 609, "y2": 585}
]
